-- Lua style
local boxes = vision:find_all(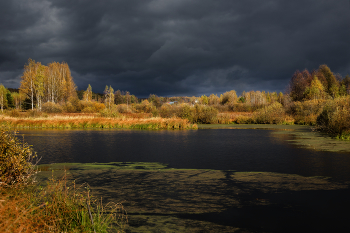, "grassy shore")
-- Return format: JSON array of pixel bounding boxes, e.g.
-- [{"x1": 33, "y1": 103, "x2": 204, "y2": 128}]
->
[{"x1": 0, "y1": 113, "x2": 198, "y2": 130}]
